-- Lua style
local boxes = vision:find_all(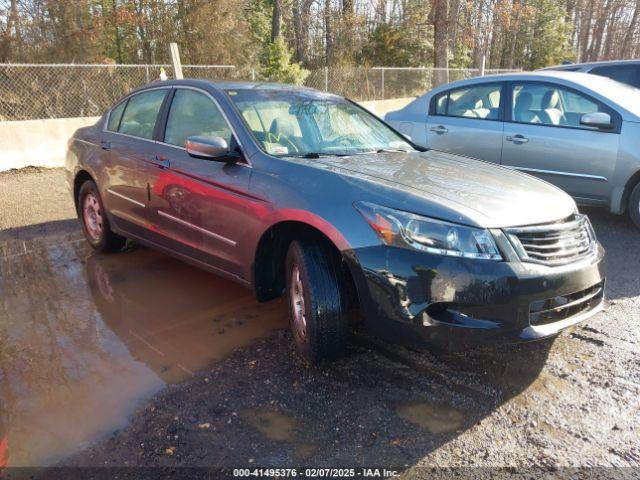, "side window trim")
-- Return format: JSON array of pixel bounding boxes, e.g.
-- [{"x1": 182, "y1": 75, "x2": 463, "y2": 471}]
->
[
  {"x1": 102, "y1": 86, "x2": 170, "y2": 141},
  {"x1": 504, "y1": 80, "x2": 621, "y2": 134},
  {"x1": 430, "y1": 82, "x2": 504, "y2": 122}
]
